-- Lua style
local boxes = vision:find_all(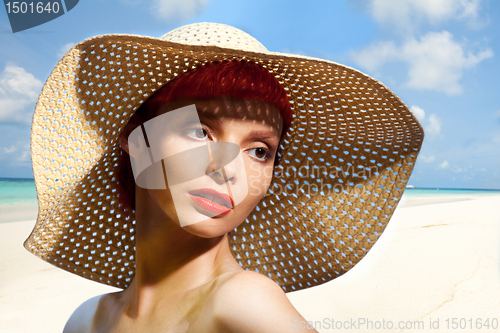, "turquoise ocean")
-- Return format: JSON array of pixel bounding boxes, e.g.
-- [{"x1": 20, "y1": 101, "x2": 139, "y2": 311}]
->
[
  {"x1": 1, "y1": 178, "x2": 499, "y2": 223},
  {"x1": 2, "y1": 178, "x2": 499, "y2": 204},
  {"x1": 0, "y1": 178, "x2": 38, "y2": 223},
  {"x1": 403, "y1": 188, "x2": 500, "y2": 196},
  {"x1": 0, "y1": 178, "x2": 38, "y2": 205}
]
